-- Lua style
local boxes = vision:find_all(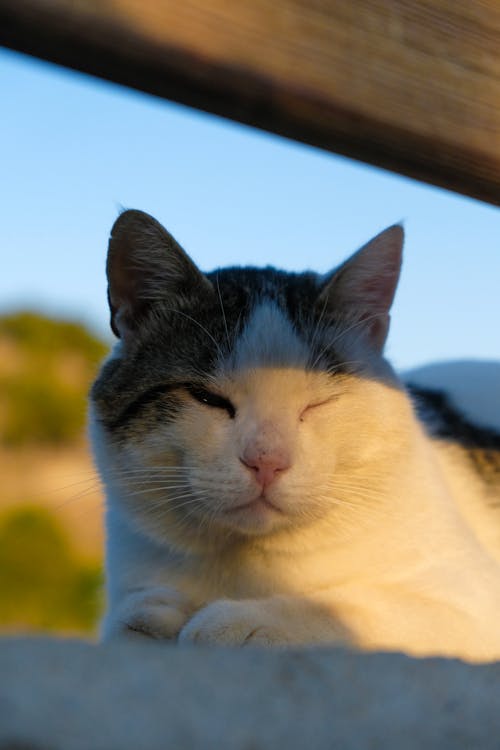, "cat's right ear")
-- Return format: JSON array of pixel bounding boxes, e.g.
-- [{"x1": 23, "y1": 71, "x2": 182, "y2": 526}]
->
[
  {"x1": 106, "y1": 210, "x2": 214, "y2": 340},
  {"x1": 316, "y1": 224, "x2": 403, "y2": 352}
]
